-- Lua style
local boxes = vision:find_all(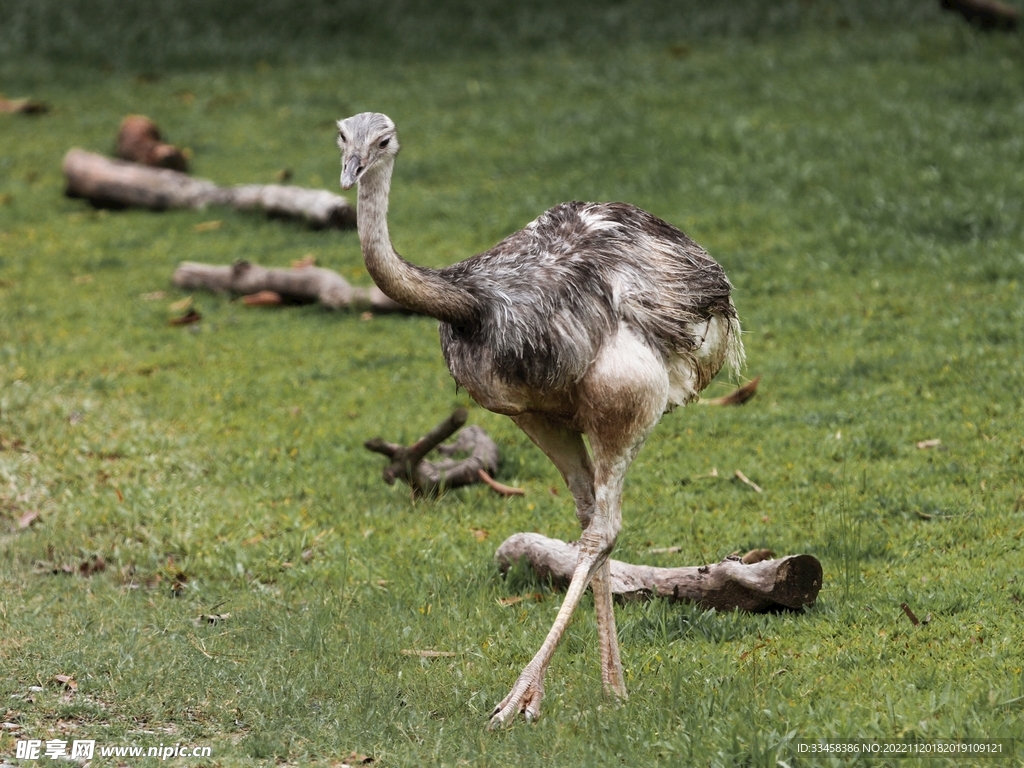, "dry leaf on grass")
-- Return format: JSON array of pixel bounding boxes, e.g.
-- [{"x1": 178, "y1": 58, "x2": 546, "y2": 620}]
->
[
  {"x1": 400, "y1": 649, "x2": 457, "y2": 658},
  {"x1": 170, "y1": 571, "x2": 188, "y2": 597},
  {"x1": 169, "y1": 309, "x2": 202, "y2": 326},
  {"x1": 740, "y1": 548, "x2": 774, "y2": 564},
  {"x1": 53, "y1": 675, "x2": 77, "y2": 691},
  {"x1": 477, "y1": 469, "x2": 525, "y2": 497},
  {"x1": 78, "y1": 554, "x2": 106, "y2": 576},
  {"x1": 916, "y1": 438, "x2": 942, "y2": 449},
  {"x1": 35, "y1": 555, "x2": 106, "y2": 577},
  {"x1": 702, "y1": 375, "x2": 760, "y2": 406},
  {"x1": 17, "y1": 510, "x2": 40, "y2": 529},
  {"x1": 498, "y1": 593, "x2": 543, "y2": 606},
  {"x1": 242, "y1": 290, "x2": 283, "y2": 306},
  {"x1": 0, "y1": 434, "x2": 27, "y2": 451},
  {"x1": 194, "y1": 613, "x2": 231, "y2": 626},
  {"x1": 339, "y1": 751, "x2": 374, "y2": 767}
]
